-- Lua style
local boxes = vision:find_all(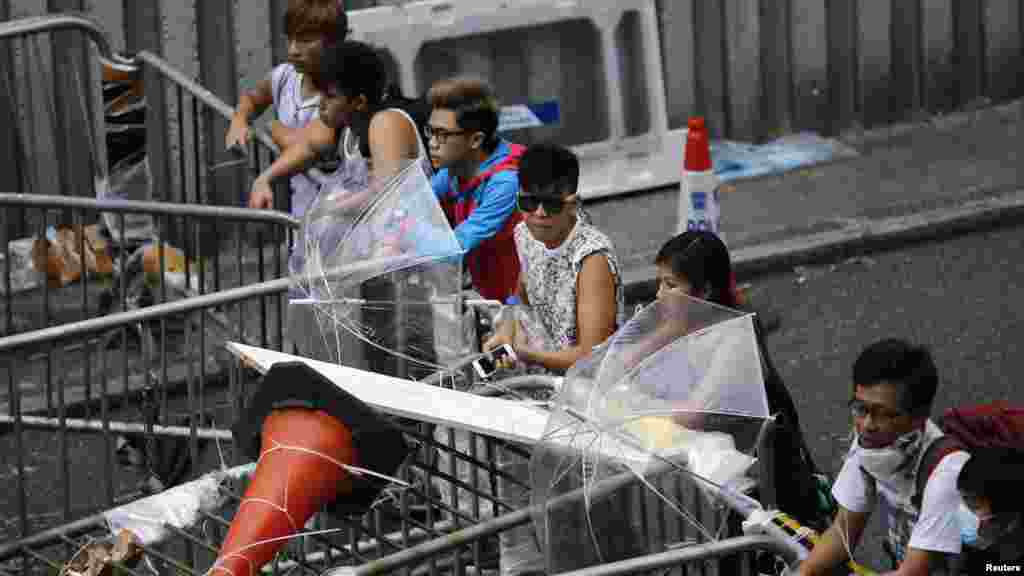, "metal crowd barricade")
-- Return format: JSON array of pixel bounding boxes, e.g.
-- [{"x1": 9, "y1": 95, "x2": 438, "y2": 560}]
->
[
  {"x1": 0, "y1": 14, "x2": 135, "y2": 224},
  {"x1": 0, "y1": 14, "x2": 295, "y2": 333},
  {"x1": 0, "y1": 195, "x2": 297, "y2": 421},
  {"x1": 132, "y1": 49, "x2": 293, "y2": 212},
  {"x1": 0, "y1": 345, "x2": 789, "y2": 575},
  {"x1": 0, "y1": 198, "x2": 298, "y2": 566},
  {"x1": 0, "y1": 277, "x2": 289, "y2": 573}
]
